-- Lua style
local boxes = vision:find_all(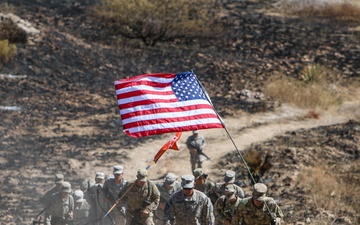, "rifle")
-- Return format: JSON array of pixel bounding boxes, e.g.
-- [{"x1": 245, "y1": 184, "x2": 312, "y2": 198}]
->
[
  {"x1": 32, "y1": 208, "x2": 46, "y2": 225},
  {"x1": 196, "y1": 147, "x2": 213, "y2": 162}
]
